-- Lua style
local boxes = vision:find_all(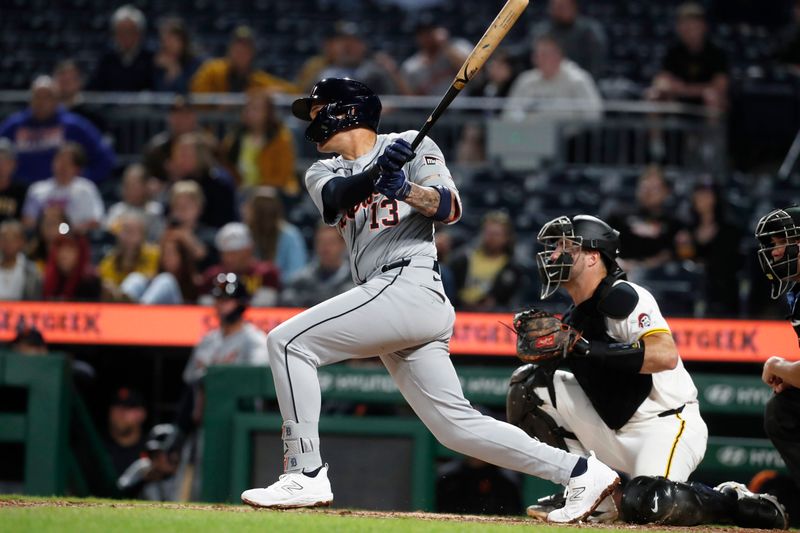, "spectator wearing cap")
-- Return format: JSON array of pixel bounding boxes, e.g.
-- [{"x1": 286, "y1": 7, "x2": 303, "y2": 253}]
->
[
  {"x1": 42, "y1": 223, "x2": 101, "y2": 301},
  {"x1": 280, "y1": 224, "x2": 352, "y2": 308},
  {"x1": 0, "y1": 139, "x2": 27, "y2": 222},
  {"x1": 200, "y1": 222, "x2": 280, "y2": 307},
  {"x1": 530, "y1": 0, "x2": 608, "y2": 77},
  {"x1": 163, "y1": 180, "x2": 217, "y2": 270},
  {"x1": 166, "y1": 133, "x2": 236, "y2": 229},
  {"x1": 502, "y1": 35, "x2": 602, "y2": 121},
  {"x1": 647, "y1": 2, "x2": 729, "y2": 113},
  {"x1": 183, "y1": 272, "x2": 269, "y2": 385},
  {"x1": 153, "y1": 17, "x2": 204, "y2": 94},
  {"x1": 53, "y1": 59, "x2": 106, "y2": 133},
  {"x1": 104, "y1": 387, "x2": 149, "y2": 478},
  {"x1": 219, "y1": 91, "x2": 299, "y2": 194},
  {"x1": 0, "y1": 220, "x2": 42, "y2": 301},
  {"x1": 316, "y1": 21, "x2": 411, "y2": 95},
  {"x1": 190, "y1": 26, "x2": 297, "y2": 94},
  {"x1": 21, "y1": 142, "x2": 105, "y2": 233},
  {"x1": 401, "y1": 21, "x2": 473, "y2": 96},
  {"x1": 87, "y1": 5, "x2": 156, "y2": 92},
  {"x1": 99, "y1": 211, "x2": 160, "y2": 300},
  {"x1": 0, "y1": 76, "x2": 116, "y2": 184},
  {"x1": 242, "y1": 187, "x2": 307, "y2": 283},
  {"x1": 105, "y1": 163, "x2": 165, "y2": 242}
]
